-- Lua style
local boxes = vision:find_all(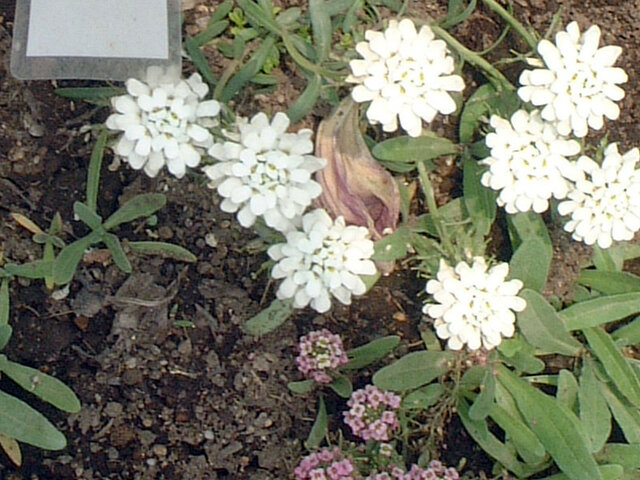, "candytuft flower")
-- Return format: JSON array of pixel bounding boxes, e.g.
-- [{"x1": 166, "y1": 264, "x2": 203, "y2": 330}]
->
[
  {"x1": 480, "y1": 109, "x2": 581, "y2": 214},
  {"x1": 204, "y1": 112, "x2": 326, "y2": 233},
  {"x1": 296, "y1": 329, "x2": 349, "y2": 384},
  {"x1": 347, "y1": 19, "x2": 465, "y2": 137},
  {"x1": 558, "y1": 143, "x2": 640, "y2": 248},
  {"x1": 268, "y1": 209, "x2": 377, "y2": 313},
  {"x1": 106, "y1": 66, "x2": 220, "y2": 178},
  {"x1": 294, "y1": 447, "x2": 359, "y2": 480},
  {"x1": 367, "y1": 461, "x2": 460, "y2": 480},
  {"x1": 424, "y1": 257, "x2": 526, "y2": 351},
  {"x1": 518, "y1": 21, "x2": 628, "y2": 138},
  {"x1": 343, "y1": 385, "x2": 400, "y2": 442}
]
